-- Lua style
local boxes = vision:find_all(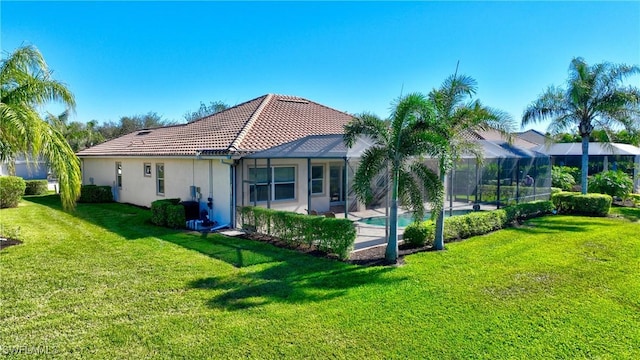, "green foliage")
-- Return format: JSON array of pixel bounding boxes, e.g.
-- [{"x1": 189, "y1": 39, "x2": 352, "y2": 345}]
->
[
  {"x1": 150, "y1": 198, "x2": 181, "y2": 226},
  {"x1": 166, "y1": 205, "x2": 186, "y2": 229},
  {"x1": 550, "y1": 187, "x2": 562, "y2": 195},
  {"x1": 552, "y1": 192, "x2": 612, "y2": 216},
  {"x1": 0, "y1": 176, "x2": 26, "y2": 208},
  {"x1": 184, "y1": 100, "x2": 230, "y2": 122},
  {"x1": 3, "y1": 196, "x2": 640, "y2": 358},
  {"x1": 1, "y1": 45, "x2": 81, "y2": 211},
  {"x1": 404, "y1": 201, "x2": 554, "y2": 245},
  {"x1": 239, "y1": 206, "x2": 356, "y2": 259},
  {"x1": 403, "y1": 221, "x2": 434, "y2": 247},
  {"x1": 443, "y1": 210, "x2": 507, "y2": 242},
  {"x1": 588, "y1": 170, "x2": 634, "y2": 199},
  {"x1": 24, "y1": 179, "x2": 49, "y2": 195},
  {"x1": 552, "y1": 166, "x2": 577, "y2": 191},
  {"x1": 503, "y1": 200, "x2": 556, "y2": 224},
  {"x1": 78, "y1": 185, "x2": 113, "y2": 203}
]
